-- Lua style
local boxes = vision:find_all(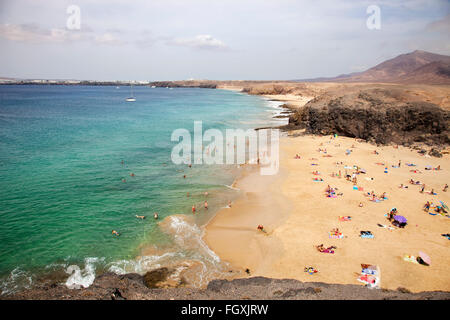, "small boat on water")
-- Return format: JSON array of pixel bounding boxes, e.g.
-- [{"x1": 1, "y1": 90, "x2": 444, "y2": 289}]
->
[{"x1": 126, "y1": 84, "x2": 136, "y2": 102}]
